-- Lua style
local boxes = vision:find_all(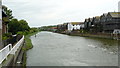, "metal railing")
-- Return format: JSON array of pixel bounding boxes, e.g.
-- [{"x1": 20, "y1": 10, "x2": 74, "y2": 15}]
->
[{"x1": 0, "y1": 35, "x2": 24, "y2": 64}]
